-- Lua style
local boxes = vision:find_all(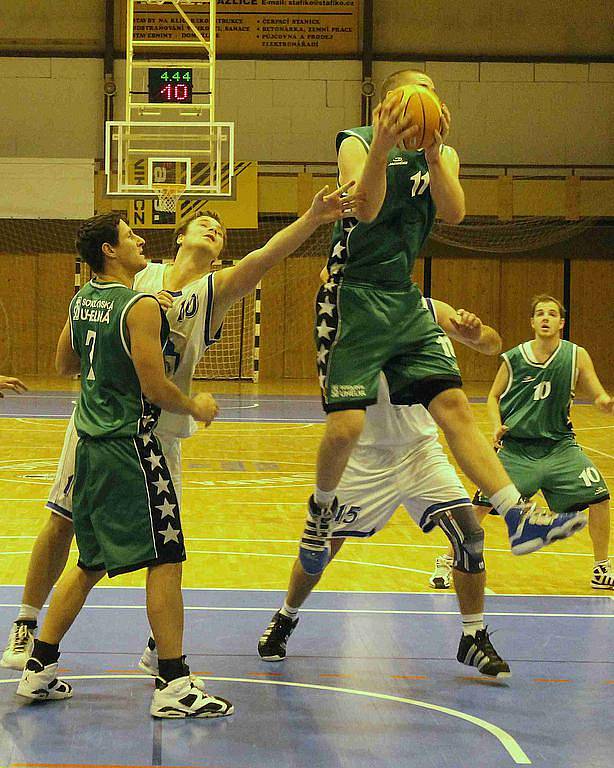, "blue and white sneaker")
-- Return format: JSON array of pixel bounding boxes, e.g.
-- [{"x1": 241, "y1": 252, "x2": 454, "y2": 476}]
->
[
  {"x1": 505, "y1": 502, "x2": 587, "y2": 555},
  {"x1": 298, "y1": 495, "x2": 337, "y2": 575}
]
